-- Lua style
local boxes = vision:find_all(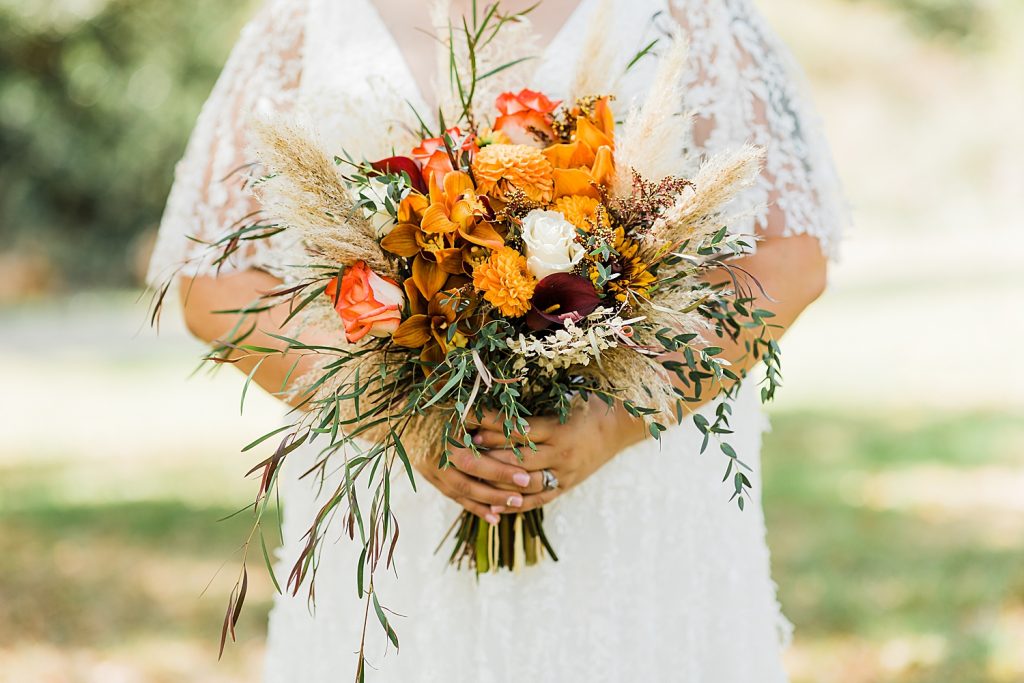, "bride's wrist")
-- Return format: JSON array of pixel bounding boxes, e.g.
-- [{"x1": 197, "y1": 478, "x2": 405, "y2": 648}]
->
[{"x1": 606, "y1": 402, "x2": 651, "y2": 456}]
